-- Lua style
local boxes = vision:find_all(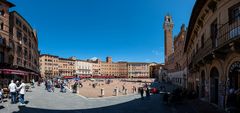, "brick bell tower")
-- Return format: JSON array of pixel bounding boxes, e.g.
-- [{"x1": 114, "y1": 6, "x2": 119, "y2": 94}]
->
[{"x1": 163, "y1": 15, "x2": 174, "y2": 64}]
